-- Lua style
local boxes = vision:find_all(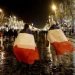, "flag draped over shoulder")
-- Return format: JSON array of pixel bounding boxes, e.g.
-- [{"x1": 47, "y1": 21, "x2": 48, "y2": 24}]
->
[
  {"x1": 13, "y1": 33, "x2": 40, "y2": 64},
  {"x1": 47, "y1": 28, "x2": 73, "y2": 55}
]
